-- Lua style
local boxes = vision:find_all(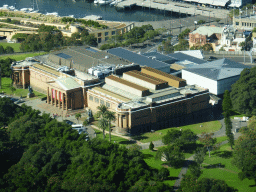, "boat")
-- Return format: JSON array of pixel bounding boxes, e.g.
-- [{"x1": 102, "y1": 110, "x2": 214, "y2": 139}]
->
[
  {"x1": 98, "y1": 0, "x2": 113, "y2": 5},
  {"x1": 9, "y1": 6, "x2": 15, "y2": 10},
  {"x1": 46, "y1": 12, "x2": 59, "y2": 16},
  {"x1": 20, "y1": 8, "x2": 29, "y2": 12},
  {"x1": 84, "y1": 15, "x2": 102, "y2": 20},
  {"x1": 94, "y1": 0, "x2": 99, "y2": 4},
  {"x1": 110, "y1": 0, "x2": 123, "y2": 6}
]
